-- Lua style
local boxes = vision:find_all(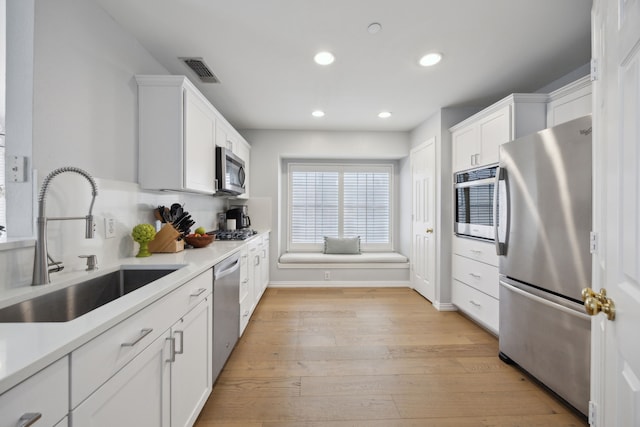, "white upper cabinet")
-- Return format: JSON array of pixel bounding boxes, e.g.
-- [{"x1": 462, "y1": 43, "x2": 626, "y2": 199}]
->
[
  {"x1": 546, "y1": 76, "x2": 592, "y2": 127},
  {"x1": 136, "y1": 75, "x2": 217, "y2": 194},
  {"x1": 450, "y1": 94, "x2": 547, "y2": 172}
]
